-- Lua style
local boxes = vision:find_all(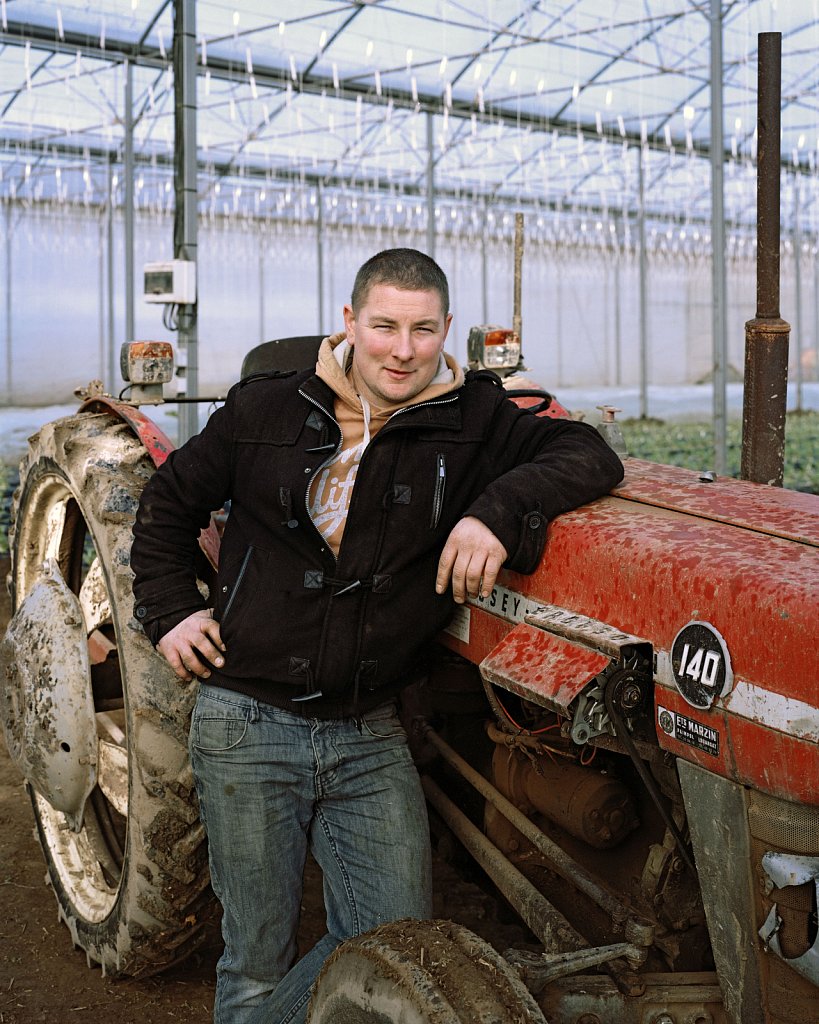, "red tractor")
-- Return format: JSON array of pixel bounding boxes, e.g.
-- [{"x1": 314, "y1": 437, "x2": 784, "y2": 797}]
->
[{"x1": 2, "y1": 321, "x2": 816, "y2": 1024}]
